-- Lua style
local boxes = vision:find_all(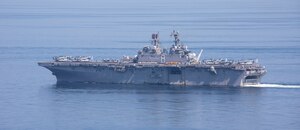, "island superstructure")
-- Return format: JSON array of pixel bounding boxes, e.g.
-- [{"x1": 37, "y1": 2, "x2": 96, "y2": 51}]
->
[{"x1": 38, "y1": 31, "x2": 266, "y2": 87}]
